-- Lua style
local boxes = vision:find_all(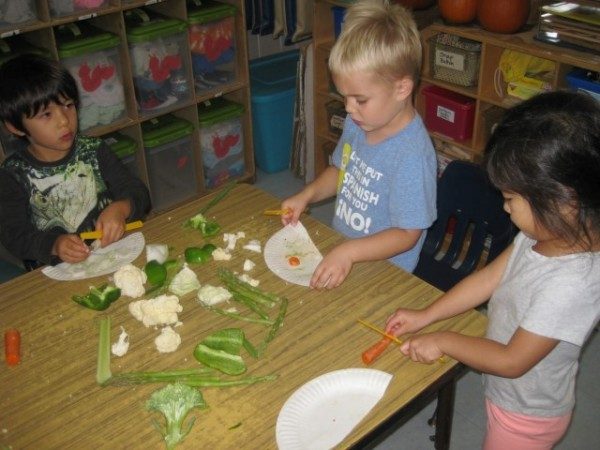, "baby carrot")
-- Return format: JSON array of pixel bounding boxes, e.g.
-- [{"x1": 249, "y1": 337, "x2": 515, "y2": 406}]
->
[
  {"x1": 4, "y1": 329, "x2": 20, "y2": 366},
  {"x1": 288, "y1": 256, "x2": 301, "y2": 266},
  {"x1": 361, "y1": 337, "x2": 392, "y2": 365}
]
